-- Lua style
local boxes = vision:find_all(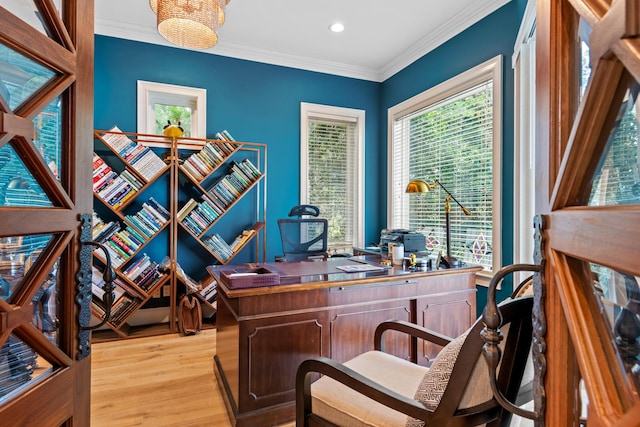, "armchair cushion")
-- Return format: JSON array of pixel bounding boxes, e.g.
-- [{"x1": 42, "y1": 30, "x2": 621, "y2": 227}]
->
[
  {"x1": 311, "y1": 351, "x2": 428, "y2": 427},
  {"x1": 412, "y1": 331, "x2": 469, "y2": 411}
]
